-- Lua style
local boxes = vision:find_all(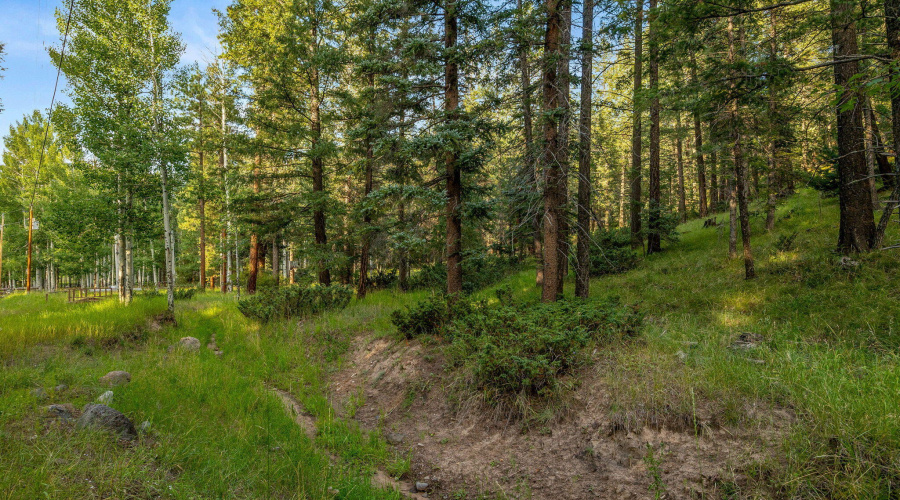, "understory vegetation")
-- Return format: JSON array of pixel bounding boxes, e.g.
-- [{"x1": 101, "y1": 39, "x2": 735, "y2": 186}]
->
[
  {"x1": 0, "y1": 190, "x2": 898, "y2": 499},
  {"x1": 237, "y1": 284, "x2": 354, "y2": 322},
  {"x1": 393, "y1": 291, "x2": 642, "y2": 403}
]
